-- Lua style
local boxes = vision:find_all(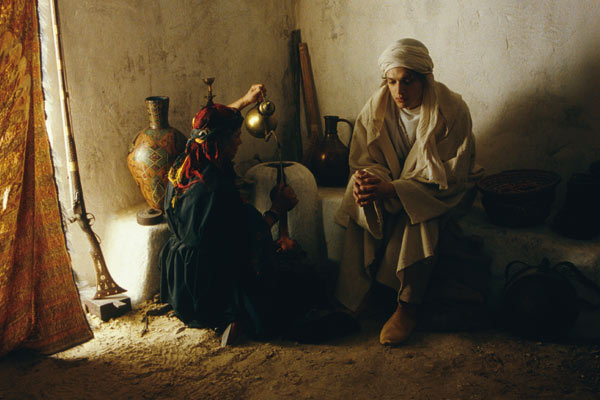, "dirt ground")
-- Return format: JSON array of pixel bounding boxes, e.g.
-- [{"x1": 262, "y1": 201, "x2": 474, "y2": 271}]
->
[{"x1": 1, "y1": 297, "x2": 599, "y2": 400}]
